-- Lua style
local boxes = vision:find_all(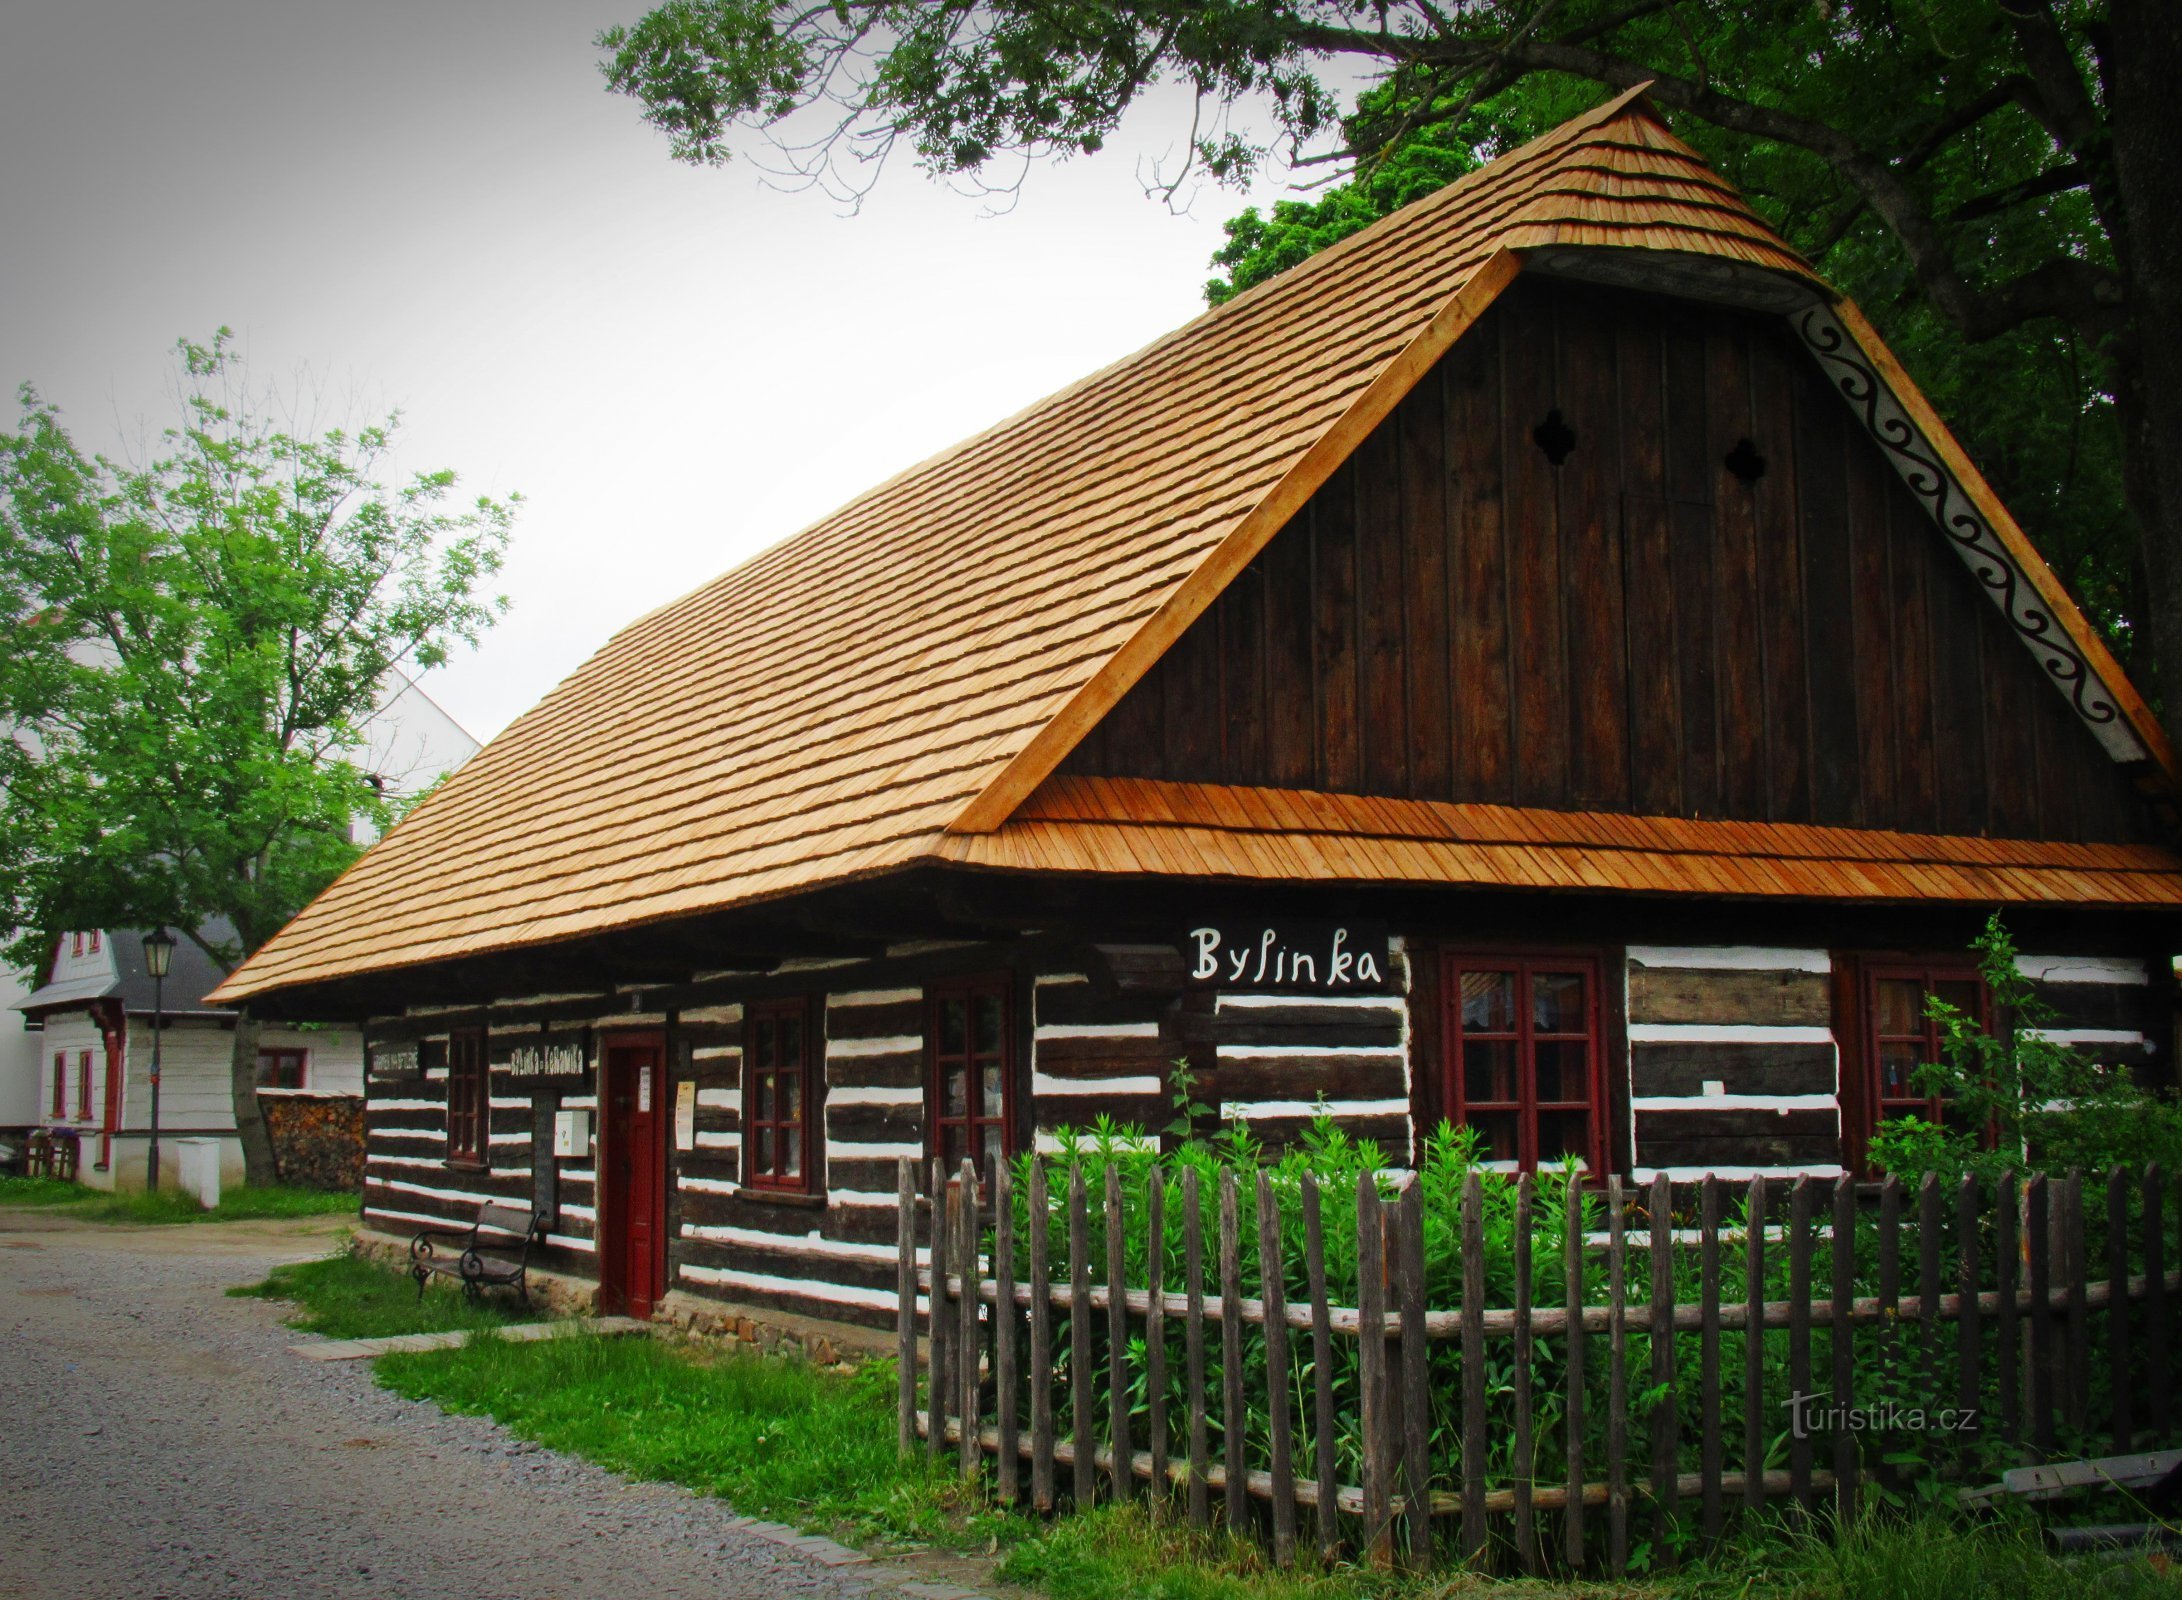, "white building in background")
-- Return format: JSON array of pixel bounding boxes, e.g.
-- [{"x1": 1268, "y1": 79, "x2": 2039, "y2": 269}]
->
[
  {"x1": 15, "y1": 922, "x2": 362, "y2": 1189},
  {"x1": 2, "y1": 674, "x2": 480, "y2": 1170}
]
